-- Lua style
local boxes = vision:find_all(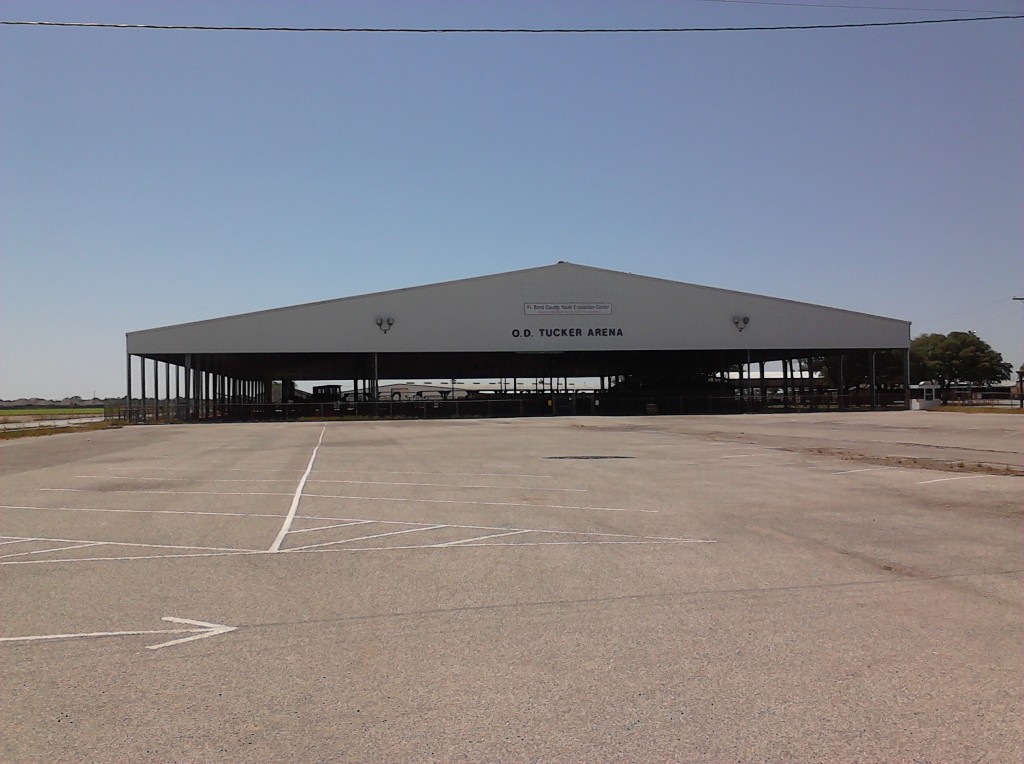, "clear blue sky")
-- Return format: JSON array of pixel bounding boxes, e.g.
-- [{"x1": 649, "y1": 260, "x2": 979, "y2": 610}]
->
[{"x1": 2, "y1": 0, "x2": 1021, "y2": 399}]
